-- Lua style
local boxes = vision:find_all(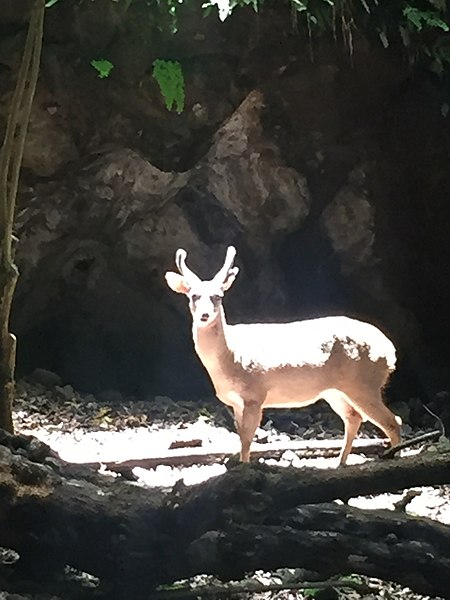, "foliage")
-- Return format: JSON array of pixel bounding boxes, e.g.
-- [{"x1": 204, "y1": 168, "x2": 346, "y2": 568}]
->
[
  {"x1": 44, "y1": 0, "x2": 450, "y2": 50},
  {"x1": 198, "y1": 0, "x2": 450, "y2": 72},
  {"x1": 142, "y1": 0, "x2": 450, "y2": 76},
  {"x1": 152, "y1": 59, "x2": 185, "y2": 113},
  {"x1": 44, "y1": 0, "x2": 450, "y2": 107},
  {"x1": 303, "y1": 586, "x2": 321, "y2": 597},
  {"x1": 403, "y1": 6, "x2": 449, "y2": 31},
  {"x1": 304, "y1": 574, "x2": 364, "y2": 597},
  {"x1": 90, "y1": 59, "x2": 114, "y2": 79}
]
